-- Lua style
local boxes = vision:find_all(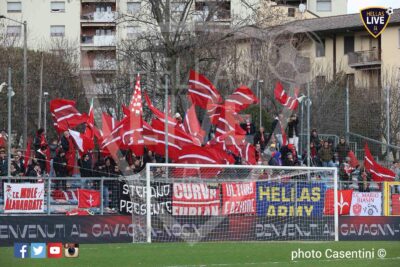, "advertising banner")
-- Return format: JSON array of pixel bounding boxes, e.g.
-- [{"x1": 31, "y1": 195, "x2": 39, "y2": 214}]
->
[
  {"x1": 391, "y1": 194, "x2": 400, "y2": 215},
  {"x1": 340, "y1": 216, "x2": 400, "y2": 241},
  {"x1": 222, "y1": 182, "x2": 256, "y2": 215},
  {"x1": 350, "y1": 192, "x2": 382, "y2": 216},
  {"x1": 4, "y1": 183, "x2": 45, "y2": 213},
  {"x1": 172, "y1": 183, "x2": 220, "y2": 216},
  {"x1": 256, "y1": 182, "x2": 326, "y2": 216}
]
